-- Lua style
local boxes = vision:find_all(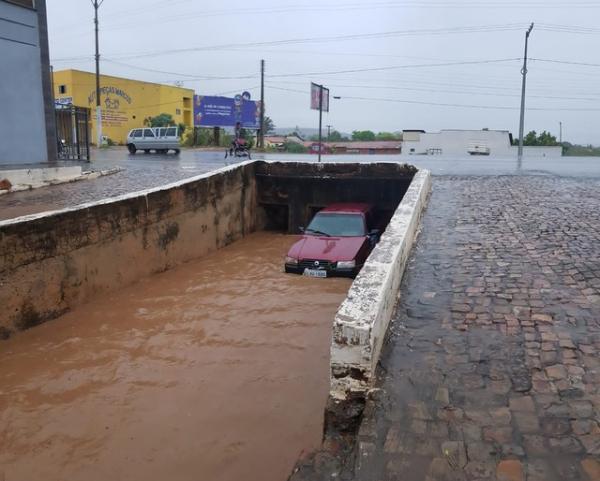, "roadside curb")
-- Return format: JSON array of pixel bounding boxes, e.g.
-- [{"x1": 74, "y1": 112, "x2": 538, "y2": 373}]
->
[{"x1": 327, "y1": 169, "x2": 432, "y2": 428}]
